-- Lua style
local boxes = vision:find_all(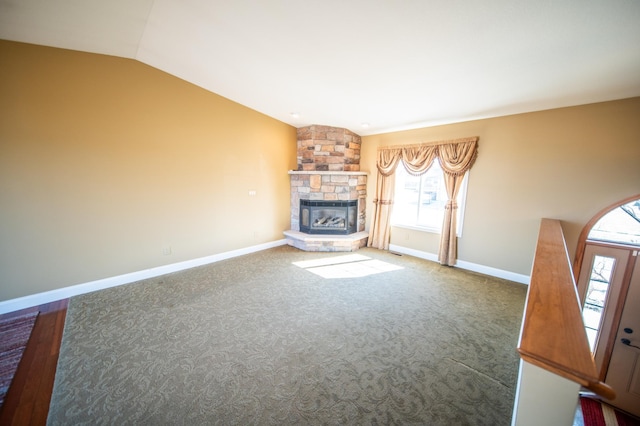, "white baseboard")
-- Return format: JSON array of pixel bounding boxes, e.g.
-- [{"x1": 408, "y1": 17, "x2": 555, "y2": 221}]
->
[
  {"x1": 388, "y1": 244, "x2": 530, "y2": 285},
  {"x1": 0, "y1": 239, "x2": 288, "y2": 315},
  {"x1": 1, "y1": 240, "x2": 527, "y2": 315}
]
